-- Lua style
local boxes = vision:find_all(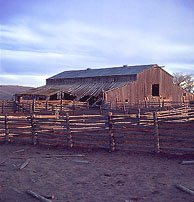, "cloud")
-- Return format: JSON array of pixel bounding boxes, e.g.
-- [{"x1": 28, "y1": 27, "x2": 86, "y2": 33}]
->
[
  {"x1": 0, "y1": 74, "x2": 48, "y2": 86},
  {"x1": 165, "y1": 63, "x2": 194, "y2": 74},
  {"x1": 0, "y1": 0, "x2": 194, "y2": 86}
]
